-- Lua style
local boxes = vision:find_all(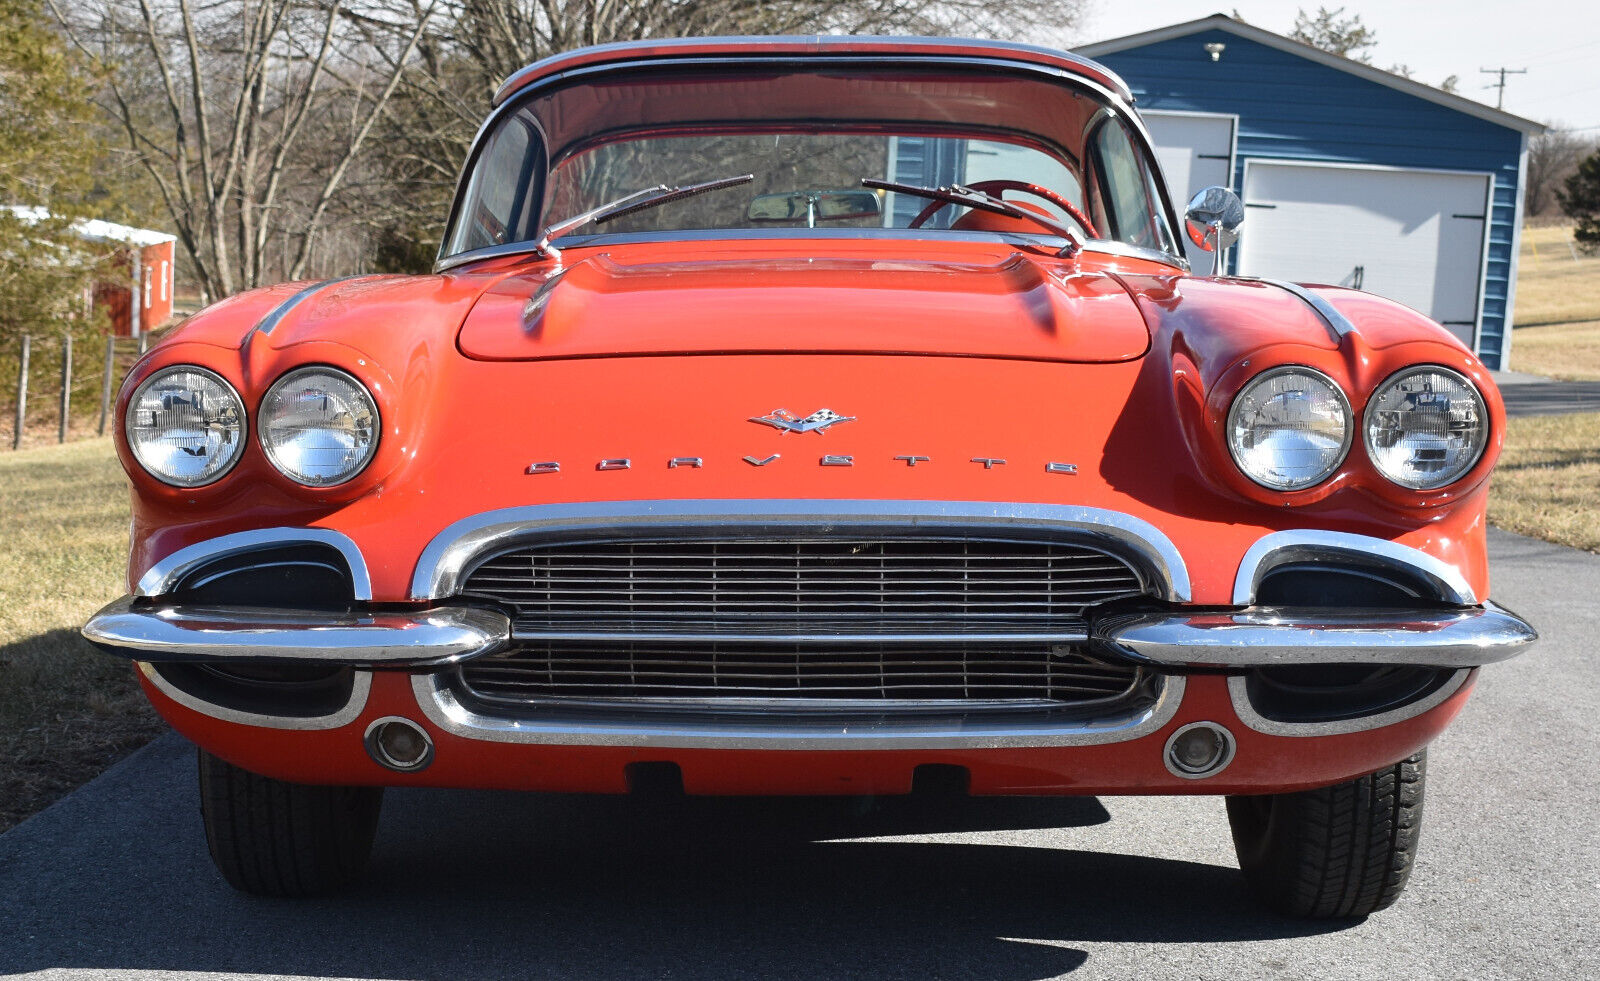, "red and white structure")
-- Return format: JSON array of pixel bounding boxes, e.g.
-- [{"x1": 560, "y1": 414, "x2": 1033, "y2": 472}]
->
[{"x1": 7, "y1": 207, "x2": 178, "y2": 336}]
